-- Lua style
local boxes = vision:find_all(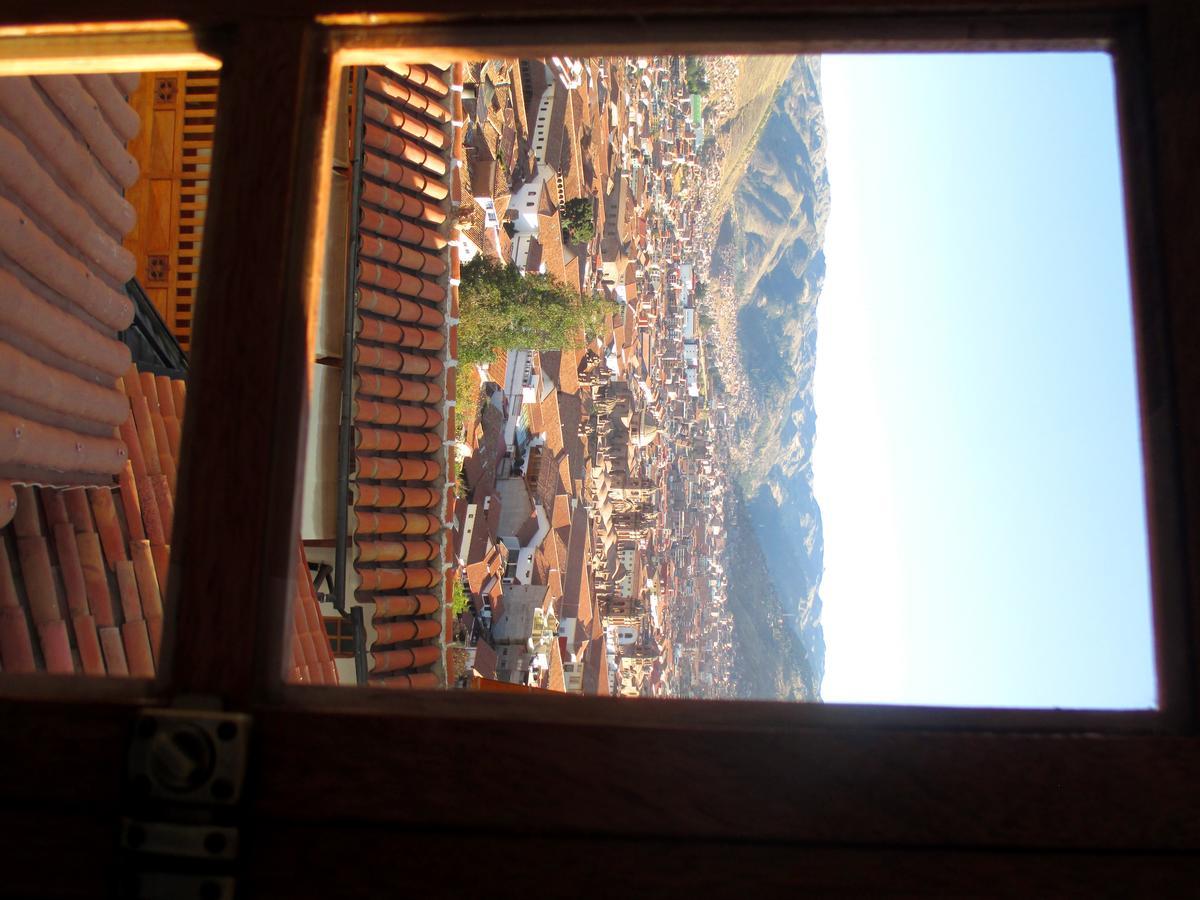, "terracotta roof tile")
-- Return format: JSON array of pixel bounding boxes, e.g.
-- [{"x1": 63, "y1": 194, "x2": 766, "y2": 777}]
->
[
  {"x1": 0, "y1": 78, "x2": 136, "y2": 487},
  {"x1": 70, "y1": 613, "x2": 103, "y2": 675},
  {"x1": 0, "y1": 361, "x2": 337, "y2": 682},
  {"x1": 348, "y1": 64, "x2": 459, "y2": 688},
  {"x1": 0, "y1": 607, "x2": 36, "y2": 673}
]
